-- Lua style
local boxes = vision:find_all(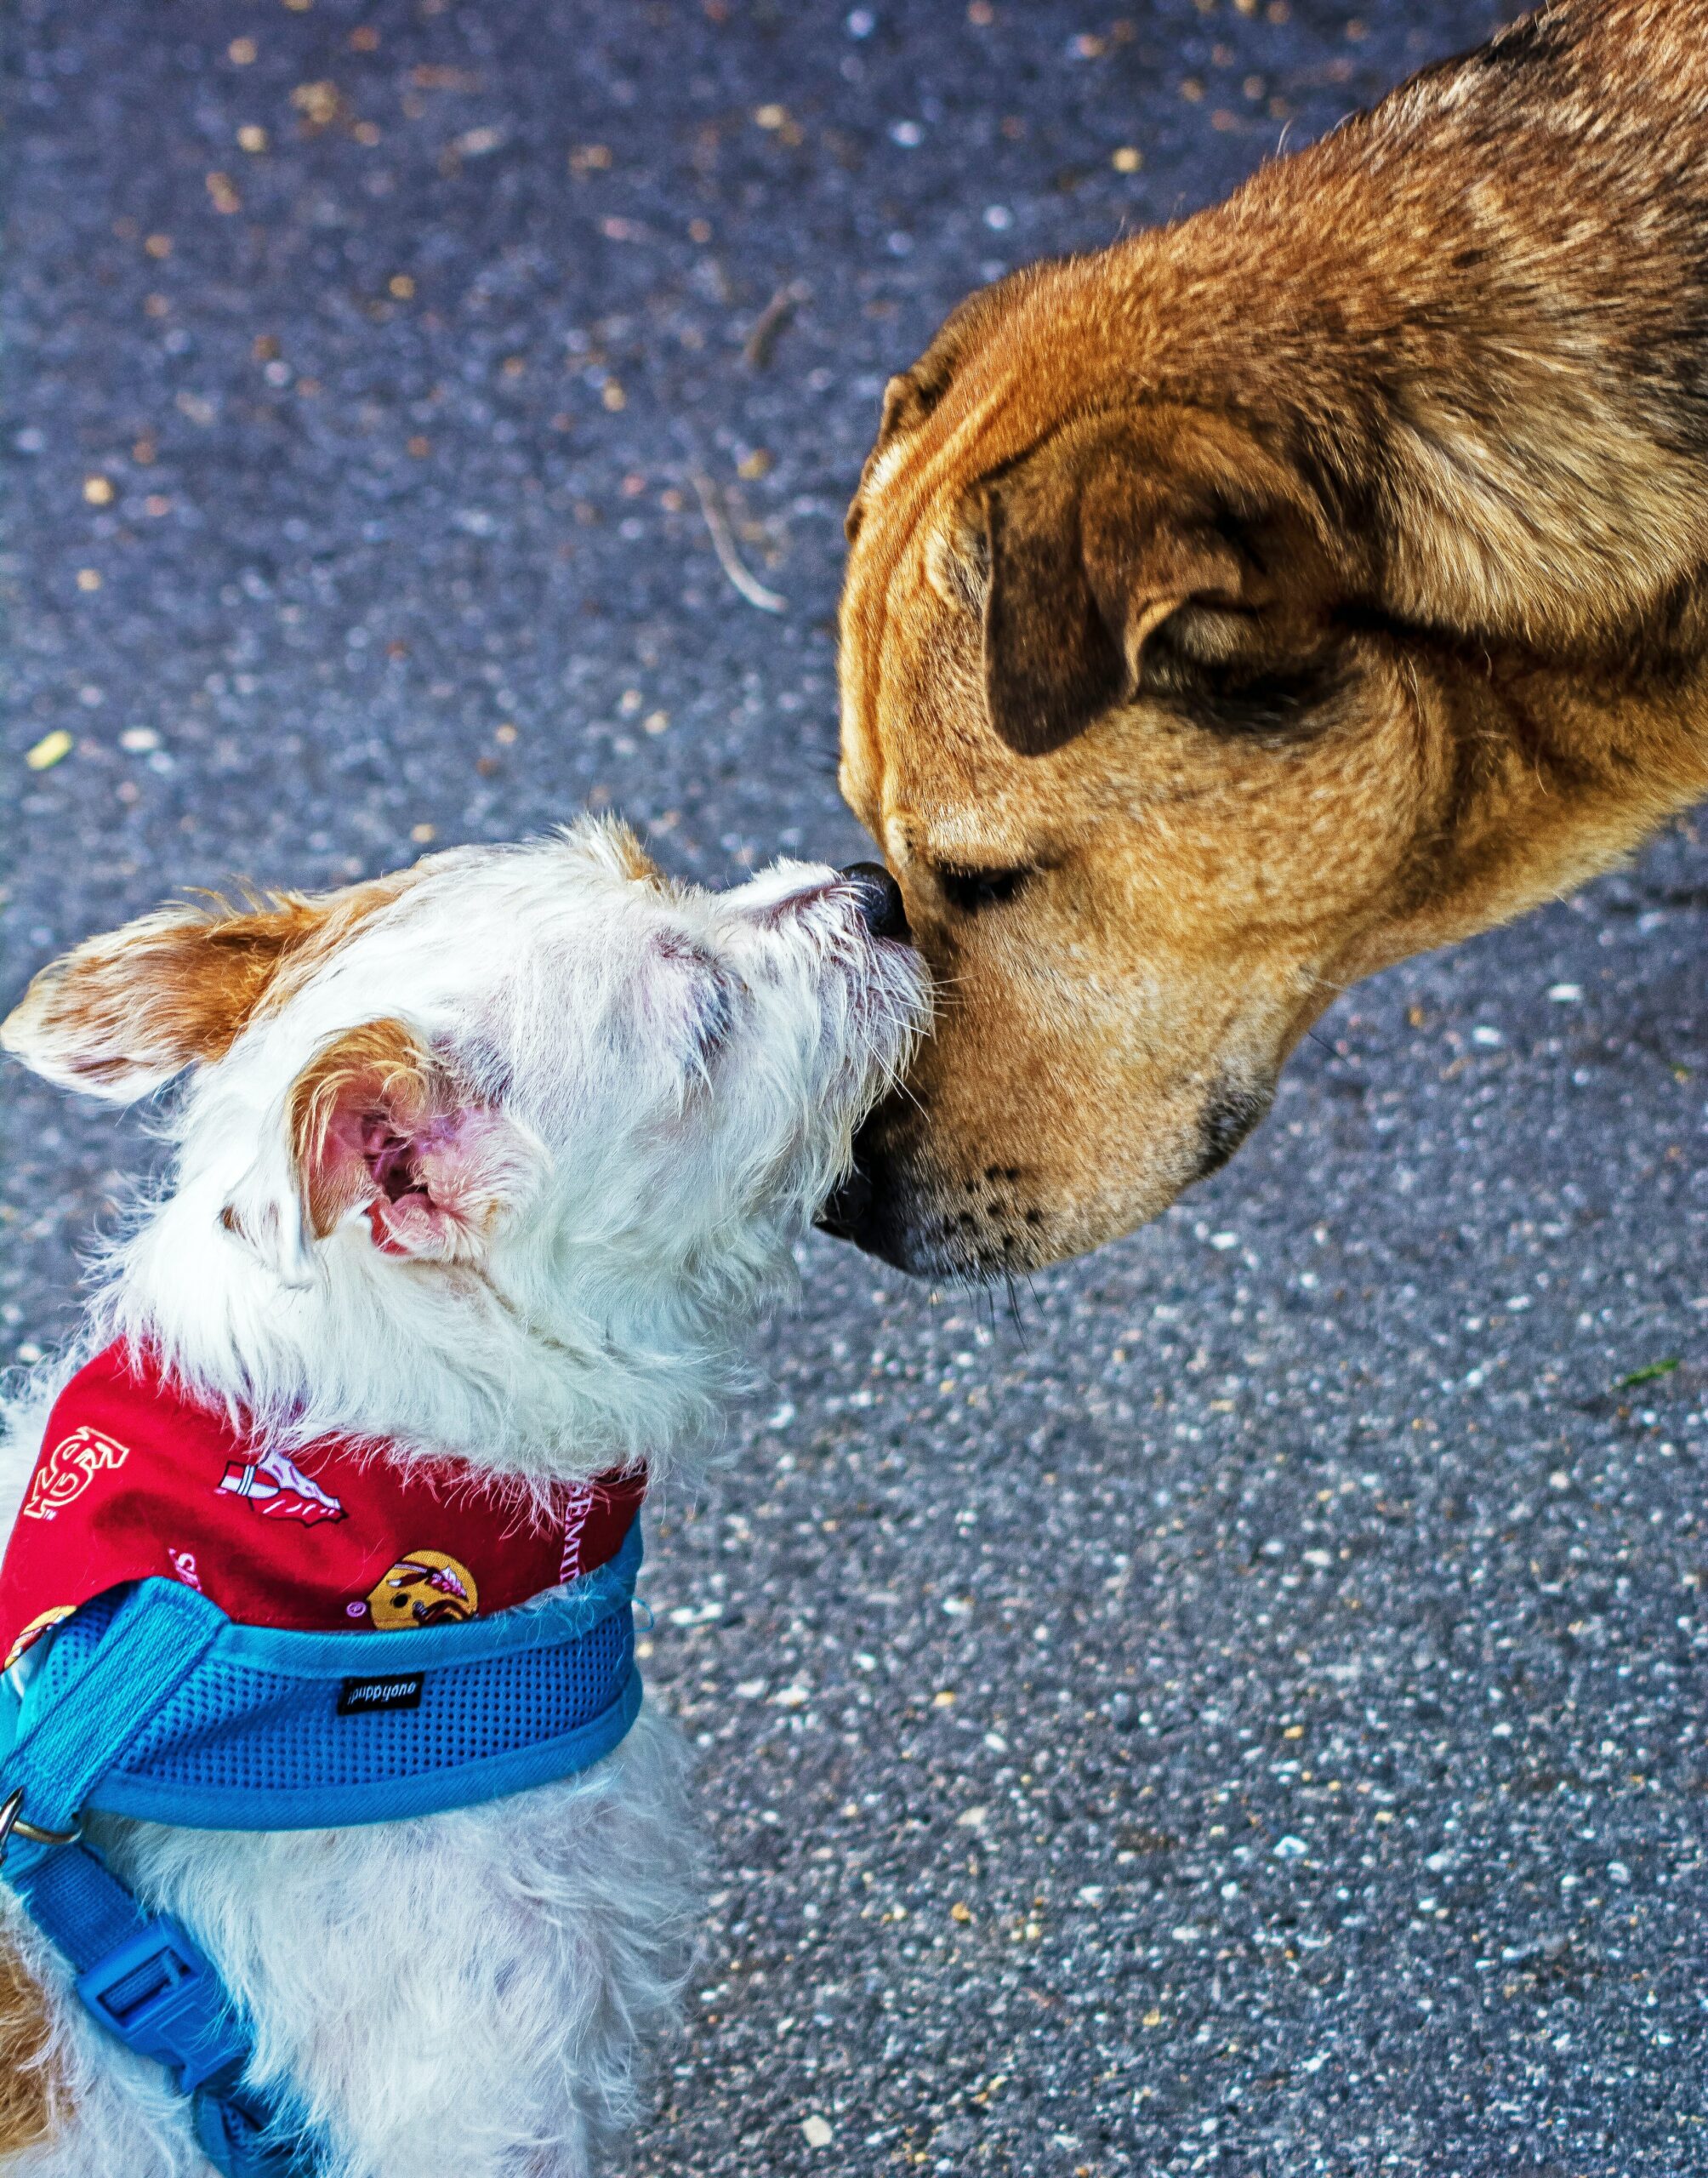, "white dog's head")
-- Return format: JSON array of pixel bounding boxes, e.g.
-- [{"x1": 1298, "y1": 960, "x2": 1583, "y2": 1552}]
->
[{"x1": 2, "y1": 822, "x2": 928, "y2": 1480}]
